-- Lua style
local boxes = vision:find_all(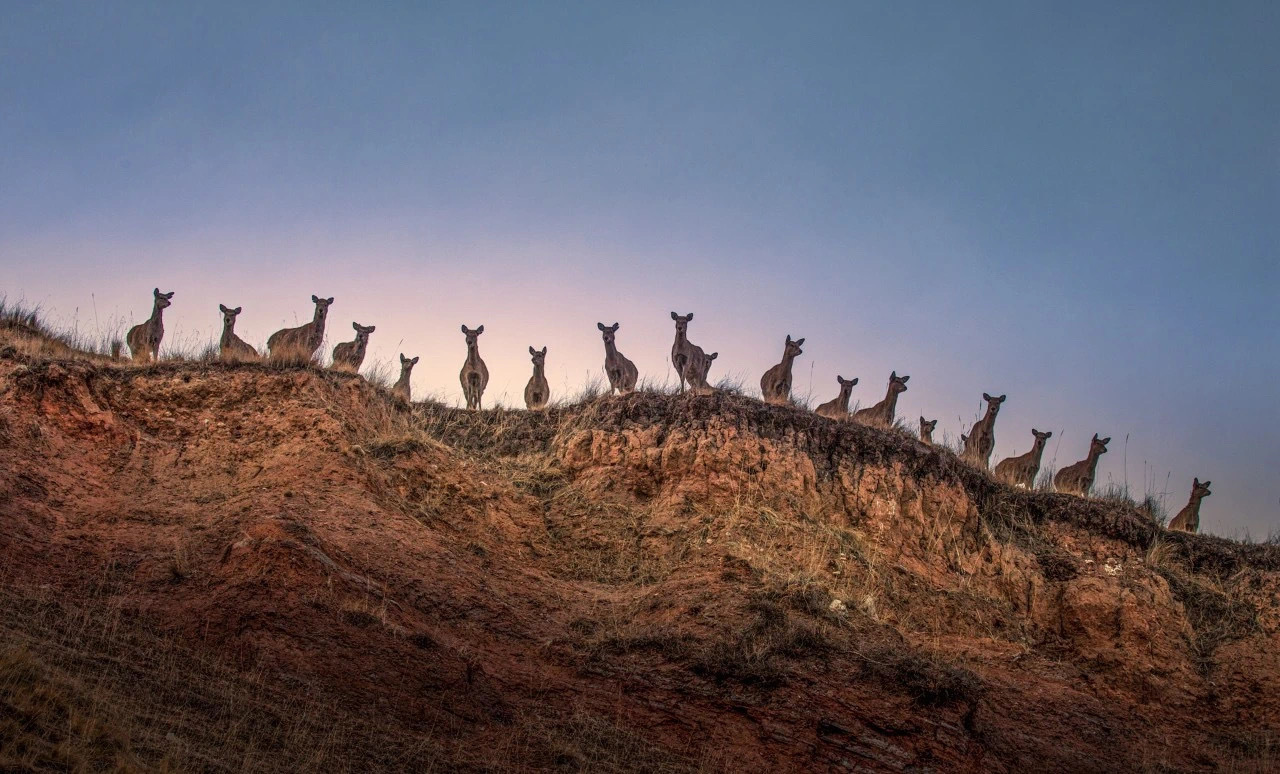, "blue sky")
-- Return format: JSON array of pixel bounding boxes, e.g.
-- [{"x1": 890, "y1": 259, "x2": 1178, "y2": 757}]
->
[{"x1": 1, "y1": 2, "x2": 1277, "y2": 536}]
